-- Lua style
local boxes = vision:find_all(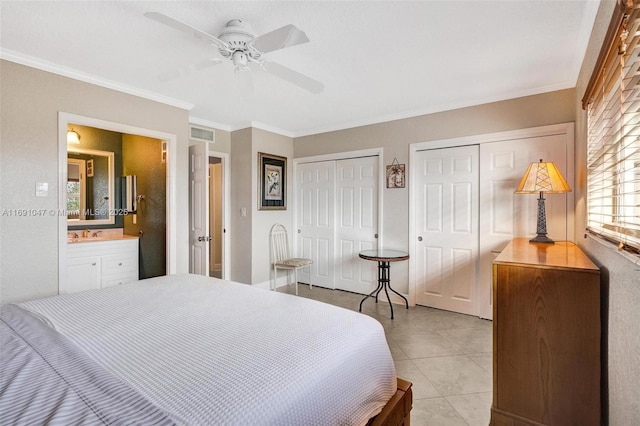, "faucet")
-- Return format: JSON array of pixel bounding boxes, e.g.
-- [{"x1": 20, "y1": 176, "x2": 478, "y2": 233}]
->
[
  {"x1": 92, "y1": 231, "x2": 103, "y2": 238},
  {"x1": 82, "y1": 229, "x2": 90, "y2": 238}
]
